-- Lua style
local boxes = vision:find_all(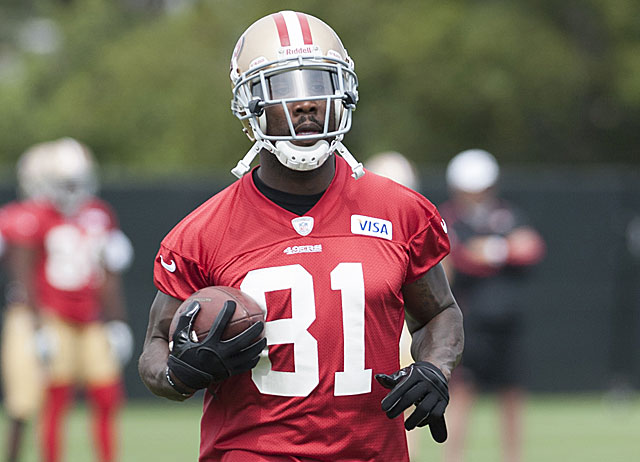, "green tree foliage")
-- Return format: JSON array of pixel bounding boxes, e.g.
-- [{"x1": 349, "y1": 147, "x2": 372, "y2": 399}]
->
[{"x1": 1, "y1": 0, "x2": 639, "y2": 174}]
